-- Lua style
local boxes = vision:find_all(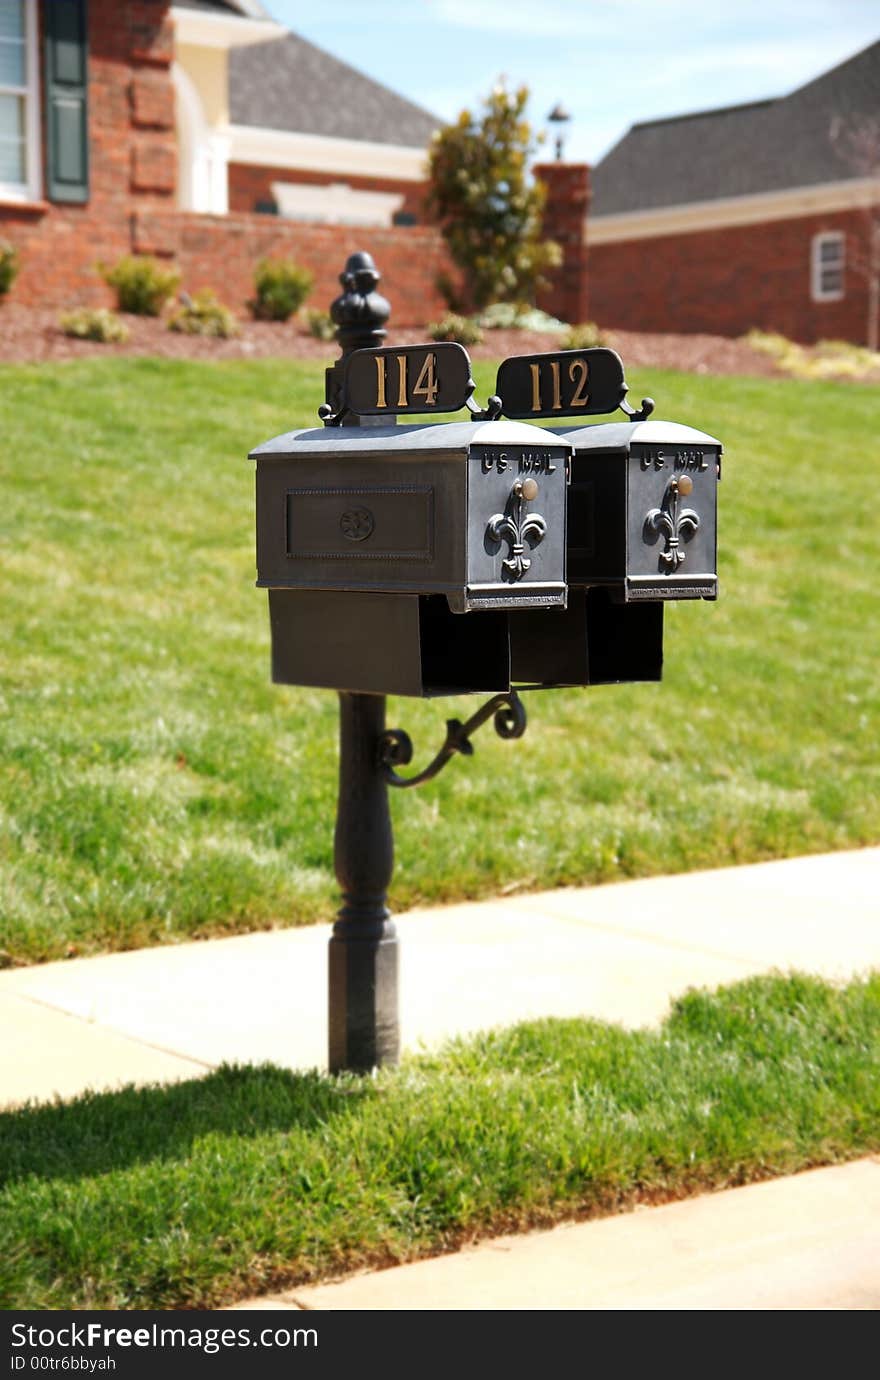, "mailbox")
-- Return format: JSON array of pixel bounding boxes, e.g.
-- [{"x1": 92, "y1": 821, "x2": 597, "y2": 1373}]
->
[
  {"x1": 251, "y1": 417, "x2": 571, "y2": 698},
  {"x1": 559, "y1": 419, "x2": 721, "y2": 603},
  {"x1": 251, "y1": 341, "x2": 720, "y2": 701}
]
